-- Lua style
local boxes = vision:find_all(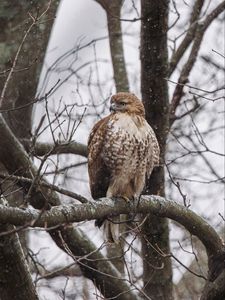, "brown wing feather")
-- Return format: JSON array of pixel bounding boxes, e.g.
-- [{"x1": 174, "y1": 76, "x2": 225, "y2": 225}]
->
[{"x1": 88, "y1": 115, "x2": 111, "y2": 200}]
